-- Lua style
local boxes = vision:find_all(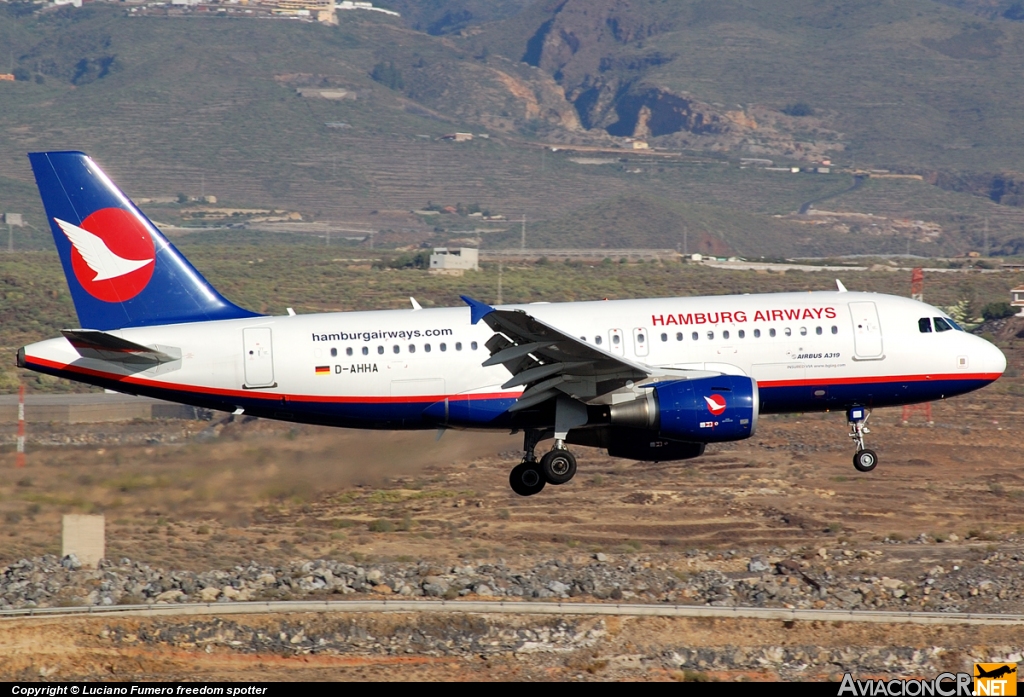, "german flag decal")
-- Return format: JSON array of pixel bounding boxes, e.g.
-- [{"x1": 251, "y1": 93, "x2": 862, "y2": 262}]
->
[{"x1": 315, "y1": 365, "x2": 330, "y2": 375}]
